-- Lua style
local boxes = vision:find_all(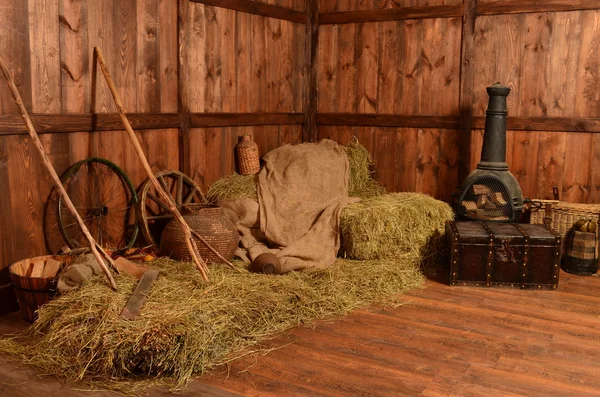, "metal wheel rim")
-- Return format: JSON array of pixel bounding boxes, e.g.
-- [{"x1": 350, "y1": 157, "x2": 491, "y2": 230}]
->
[{"x1": 57, "y1": 157, "x2": 139, "y2": 252}]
